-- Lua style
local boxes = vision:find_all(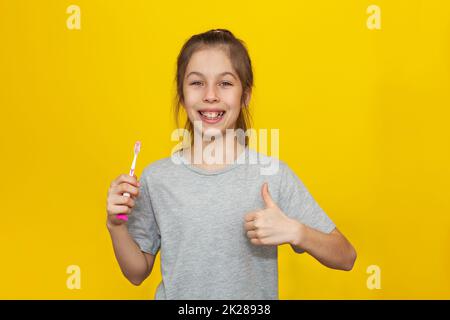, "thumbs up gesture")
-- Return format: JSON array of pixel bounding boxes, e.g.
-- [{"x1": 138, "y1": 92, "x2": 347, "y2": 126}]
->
[{"x1": 244, "y1": 183, "x2": 305, "y2": 246}]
